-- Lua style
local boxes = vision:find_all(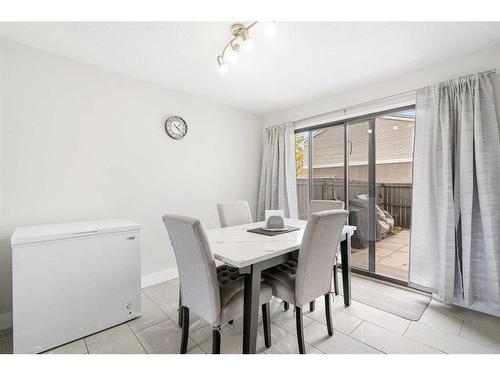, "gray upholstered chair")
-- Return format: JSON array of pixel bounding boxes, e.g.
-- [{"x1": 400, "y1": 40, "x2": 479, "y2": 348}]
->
[
  {"x1": 309, "y1": 199, "x2": 345, "y2": 212},
  {"x1": 307, "y1": 200, "x2": 345, "y2": 312},
  {"x1": 283, "y1": 200, "x2": 346, "y2": 313},
  {"x1": 162, "y1": 214, "x2": 273, "y2": 354},
  {"x1": 262, "y1": 210, "x2": 348, "y2": 354},
  {"x1": 216, "y1": 200, "x2": 253, "y2": 227}
]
